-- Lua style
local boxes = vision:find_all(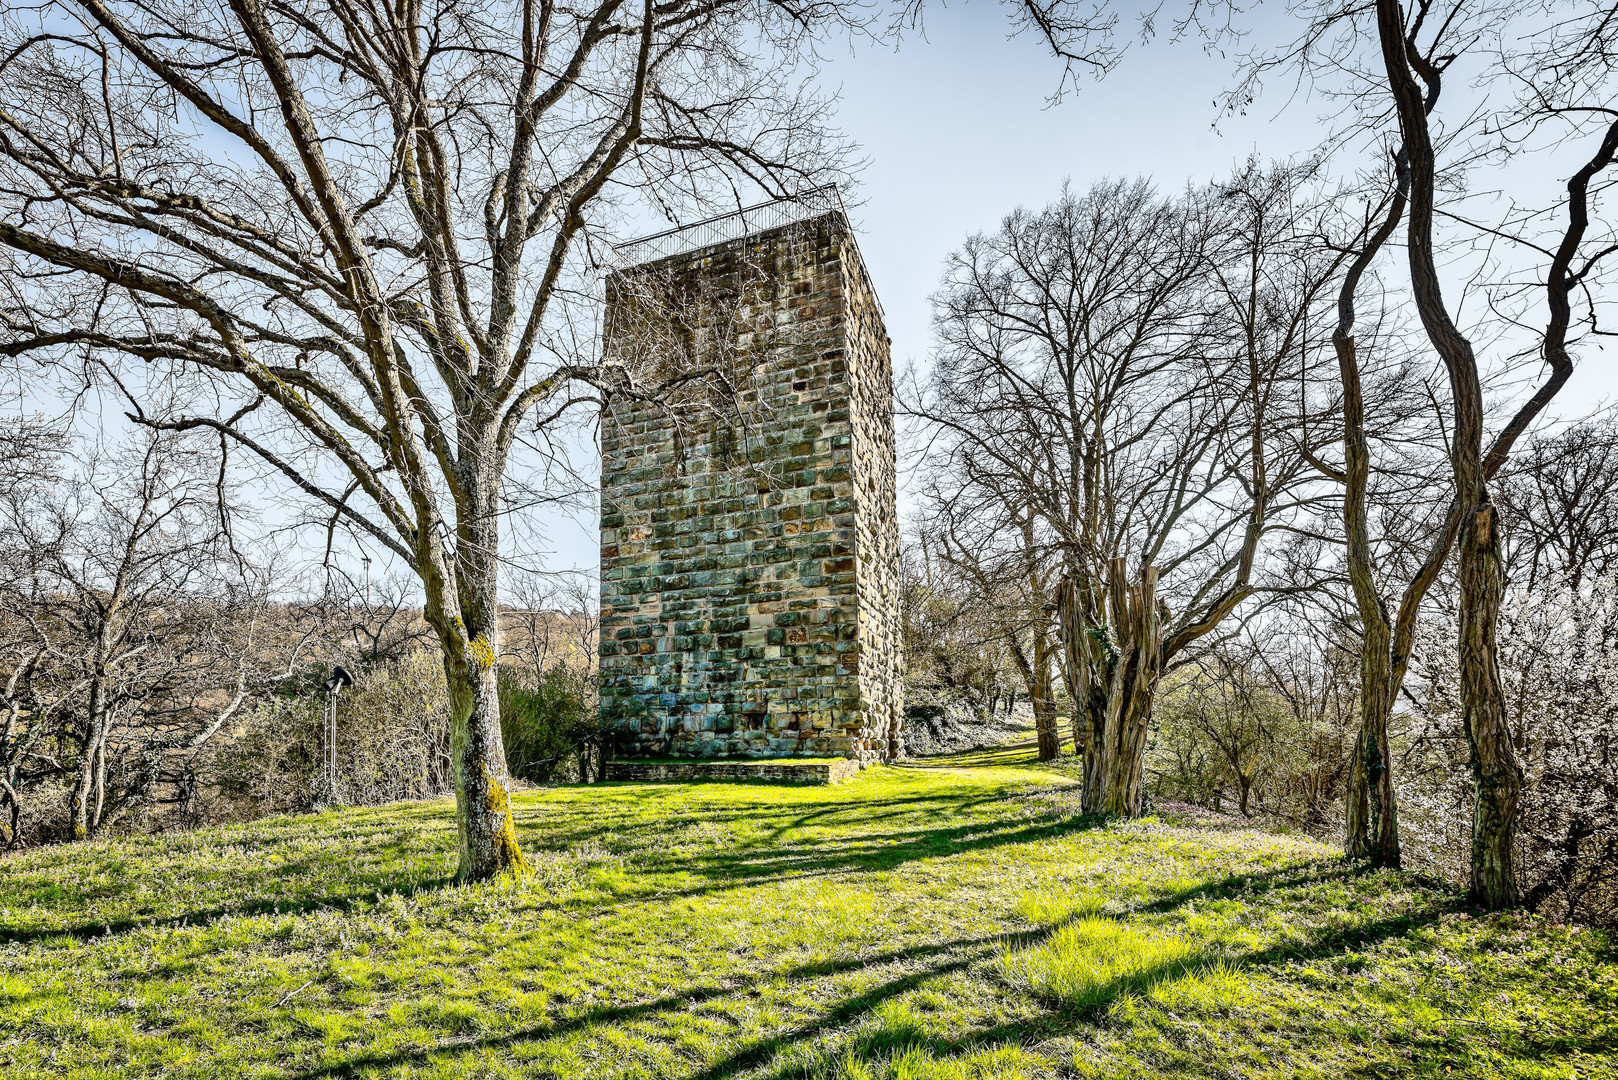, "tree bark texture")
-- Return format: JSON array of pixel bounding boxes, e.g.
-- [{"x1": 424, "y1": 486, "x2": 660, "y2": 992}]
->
[
  {"x1": 429, "y1": 483, "x2": 524, "y2": 881},
  {"x1": 1033, "y1": 696, "x2": 1062, "y2": 761},
  {"x1": 1057, "y1": 559, "x2": 1161, "y2": 817},
  {"x1": 1333, "y1": 167, "x2": 1409, "y2": 870},
  {"x1": 1056, "y1": 572, "x2": 1110, "y2": 813},
  {"x1": 443, "y1": 645, "x2": 524, "y2": 880},
  {"x1": 1099, "y1": 560, "x2": 1162, "y2": 818}
]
